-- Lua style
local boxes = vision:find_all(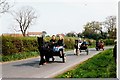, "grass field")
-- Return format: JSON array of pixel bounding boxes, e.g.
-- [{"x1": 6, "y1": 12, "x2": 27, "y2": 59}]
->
[{"x1": 55, "y1": 49, "x2": 116, "y2": 78}]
